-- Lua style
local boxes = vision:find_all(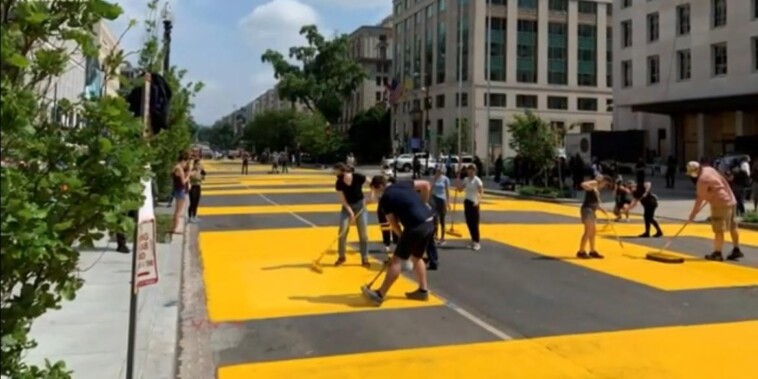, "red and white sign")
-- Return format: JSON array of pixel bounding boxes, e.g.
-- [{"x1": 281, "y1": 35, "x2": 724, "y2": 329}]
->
[{"x1": 135, "y1": 178, "x2": 158, "y2": 289}]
